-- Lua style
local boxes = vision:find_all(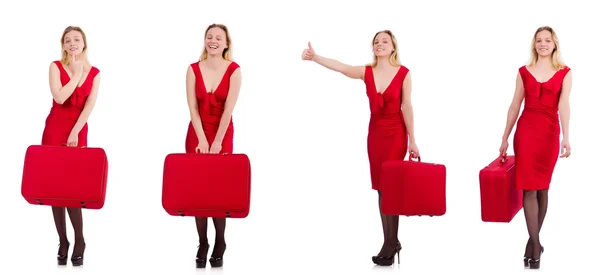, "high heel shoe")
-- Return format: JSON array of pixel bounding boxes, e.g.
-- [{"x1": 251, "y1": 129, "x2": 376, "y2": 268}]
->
[
  {"x1": 70, "y1": 242, "x2": 86, "y2": 266},
  {"x1": 372, "y1": 241, "x2": 400, "y2": 264},
  {"x1": 57, "y1": 242, "x2": 70, "y2": 265},
  {"x1": 209, "y1": 243, "x2": 226, "y2": 268},
  {"x1": 374, "y1": 243, "x2": 402, "y2": 266},
  {"x1": 196, "y1": 244, "x2": 210, "y2": 268},
  {"x1": 524, "y1": 245, "x2": 544, "y2": 268}
]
